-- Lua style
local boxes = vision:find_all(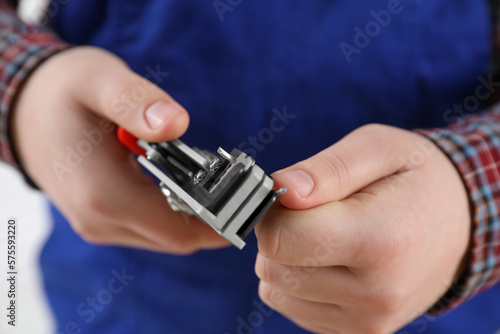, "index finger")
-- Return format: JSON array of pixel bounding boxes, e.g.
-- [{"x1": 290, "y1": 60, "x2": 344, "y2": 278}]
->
[{"x1": 254, "y1": 197, "x2": 376, "y2": 268}]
